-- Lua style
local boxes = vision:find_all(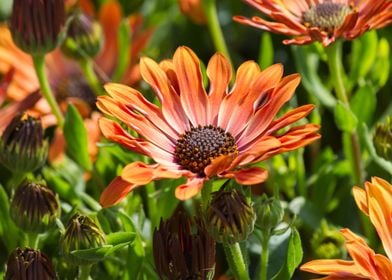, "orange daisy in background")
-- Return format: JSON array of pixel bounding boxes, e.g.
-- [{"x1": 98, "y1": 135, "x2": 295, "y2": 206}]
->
[
  {"x1": 0, "y1": 0, "x2": 152, "y2": 162},
  {"x1": 97, "y1": 46, "x2": 320, "y2": 207},
  {"x1": 301, "y1": 177, "x2": 392, "y2": 279},
  {"x1": 233, "y1": 0, "x2": 392, "y2": 46}
]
